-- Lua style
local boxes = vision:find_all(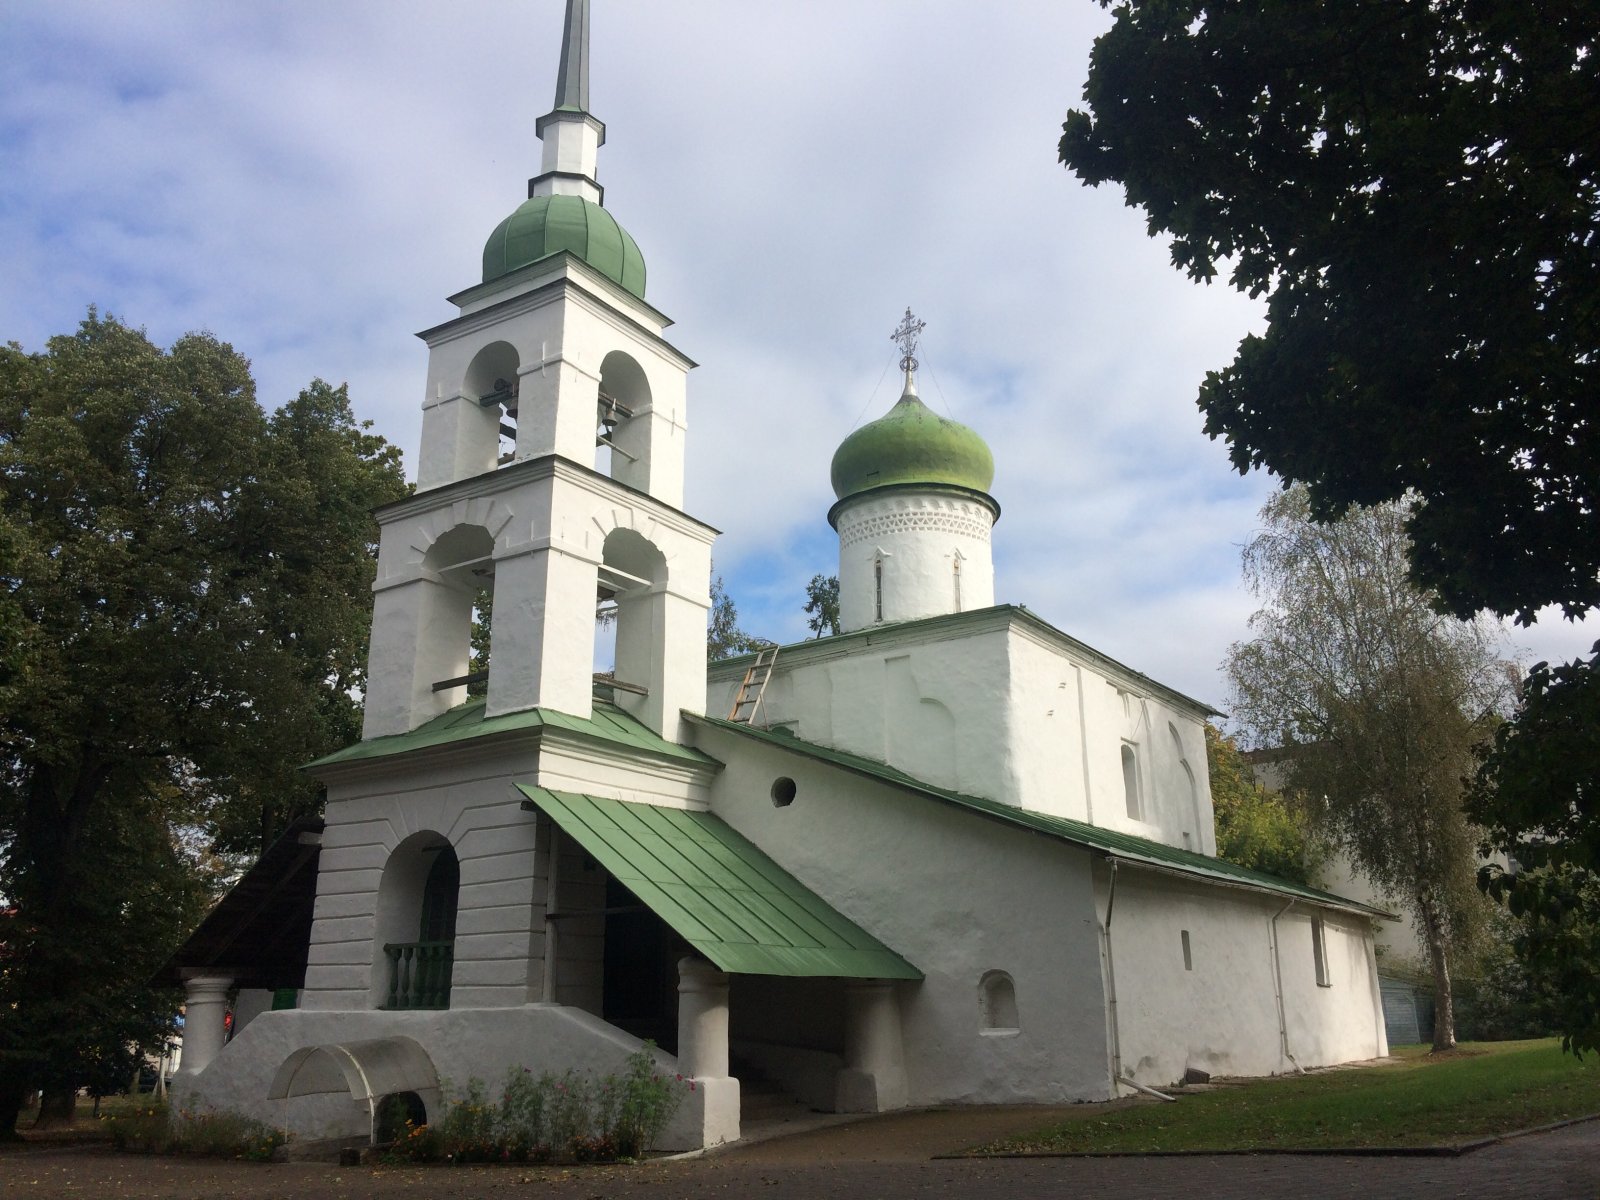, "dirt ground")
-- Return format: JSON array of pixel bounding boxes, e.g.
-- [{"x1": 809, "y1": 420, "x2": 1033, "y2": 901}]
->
[{"x1": 5, "y1": 1106, "x2": 1600, "y2": 1200}]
